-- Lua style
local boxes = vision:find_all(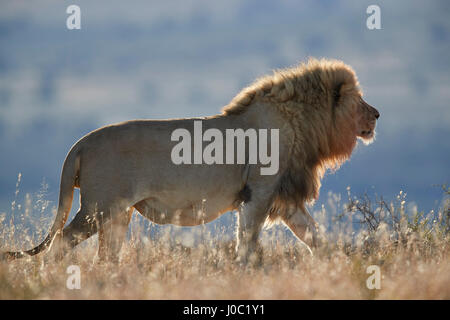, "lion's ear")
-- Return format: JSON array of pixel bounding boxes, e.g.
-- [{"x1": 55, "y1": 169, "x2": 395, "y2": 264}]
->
[{"x1": 333, "y1": 82, "x2": 343, "y2": 107}]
